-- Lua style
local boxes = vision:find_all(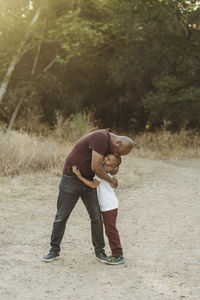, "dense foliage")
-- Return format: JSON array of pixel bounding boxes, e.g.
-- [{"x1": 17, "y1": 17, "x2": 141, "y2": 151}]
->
[{"x1": 0, "y1": 0, "x2": 200, "y2": 132}]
